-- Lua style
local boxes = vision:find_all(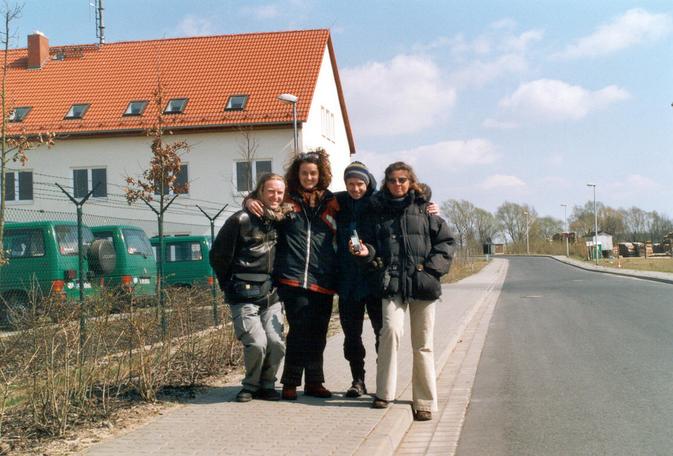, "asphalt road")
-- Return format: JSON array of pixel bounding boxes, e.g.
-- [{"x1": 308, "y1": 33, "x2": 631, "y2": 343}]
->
[{"x1": 456, "y1": 256, "x2": 673, "y2": 456}]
